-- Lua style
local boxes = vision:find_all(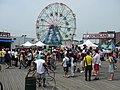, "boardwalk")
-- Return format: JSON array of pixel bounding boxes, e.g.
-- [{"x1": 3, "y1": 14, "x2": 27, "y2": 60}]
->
[{"x1": 0, "y1": 59, "x2": 120, "y2": 90}]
